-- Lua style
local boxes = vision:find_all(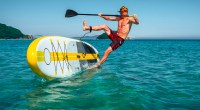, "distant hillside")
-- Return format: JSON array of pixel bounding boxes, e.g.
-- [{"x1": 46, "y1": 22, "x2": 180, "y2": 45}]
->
[
  {"x1": 0, "y1": 23, "x2": 27, "y2": 39},
  {"x1": 78, "y1": 35, "x2": 97, "y2": 40},
  {"x1": 97, "y1": 33, "x2": 109, "y2": 39}
]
